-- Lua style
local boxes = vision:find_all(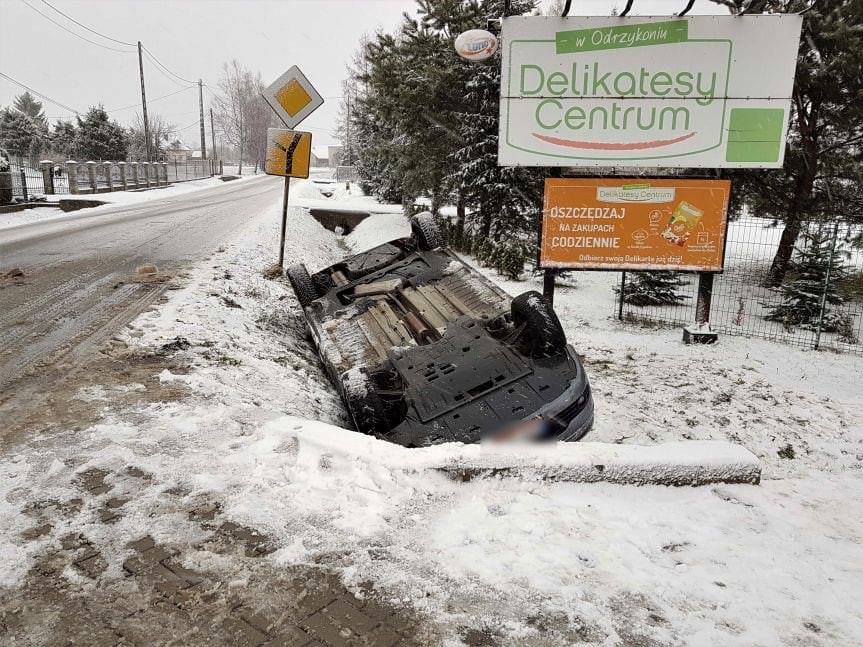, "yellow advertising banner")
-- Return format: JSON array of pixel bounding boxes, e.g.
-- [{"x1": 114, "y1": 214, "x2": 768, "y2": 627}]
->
[
  {"x1": 265, "y1": 129, "x2": 311, "y2": 179},
  {"x1": 541, "y1": 178, "x2": 731, "y2": 271}
]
